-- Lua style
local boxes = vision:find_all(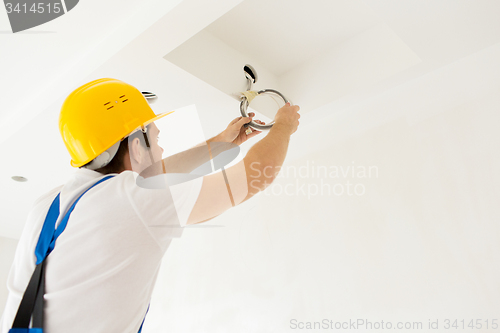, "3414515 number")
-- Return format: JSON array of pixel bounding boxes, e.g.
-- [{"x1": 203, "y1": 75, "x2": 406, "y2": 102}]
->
[{"x1": 5, "y1": 2, "x2": 62, "y2": 14}]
